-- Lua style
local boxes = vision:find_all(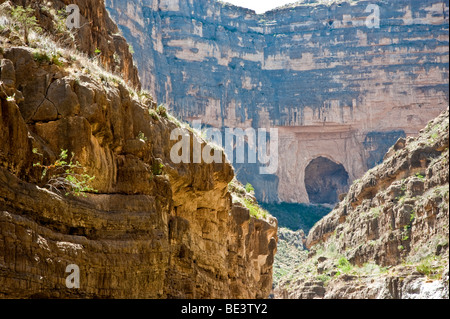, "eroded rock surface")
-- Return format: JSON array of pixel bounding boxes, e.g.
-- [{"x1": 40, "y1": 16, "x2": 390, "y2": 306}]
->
[
  {"x1": 274, "y1": 110, "x2": 449, "y2": 299},
  {"x1": 106, "y1": 0, "x2": 449, "y2": 203},
  {"x1": 0, "y1": 2, "x2": 277, "y2": 298}
]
